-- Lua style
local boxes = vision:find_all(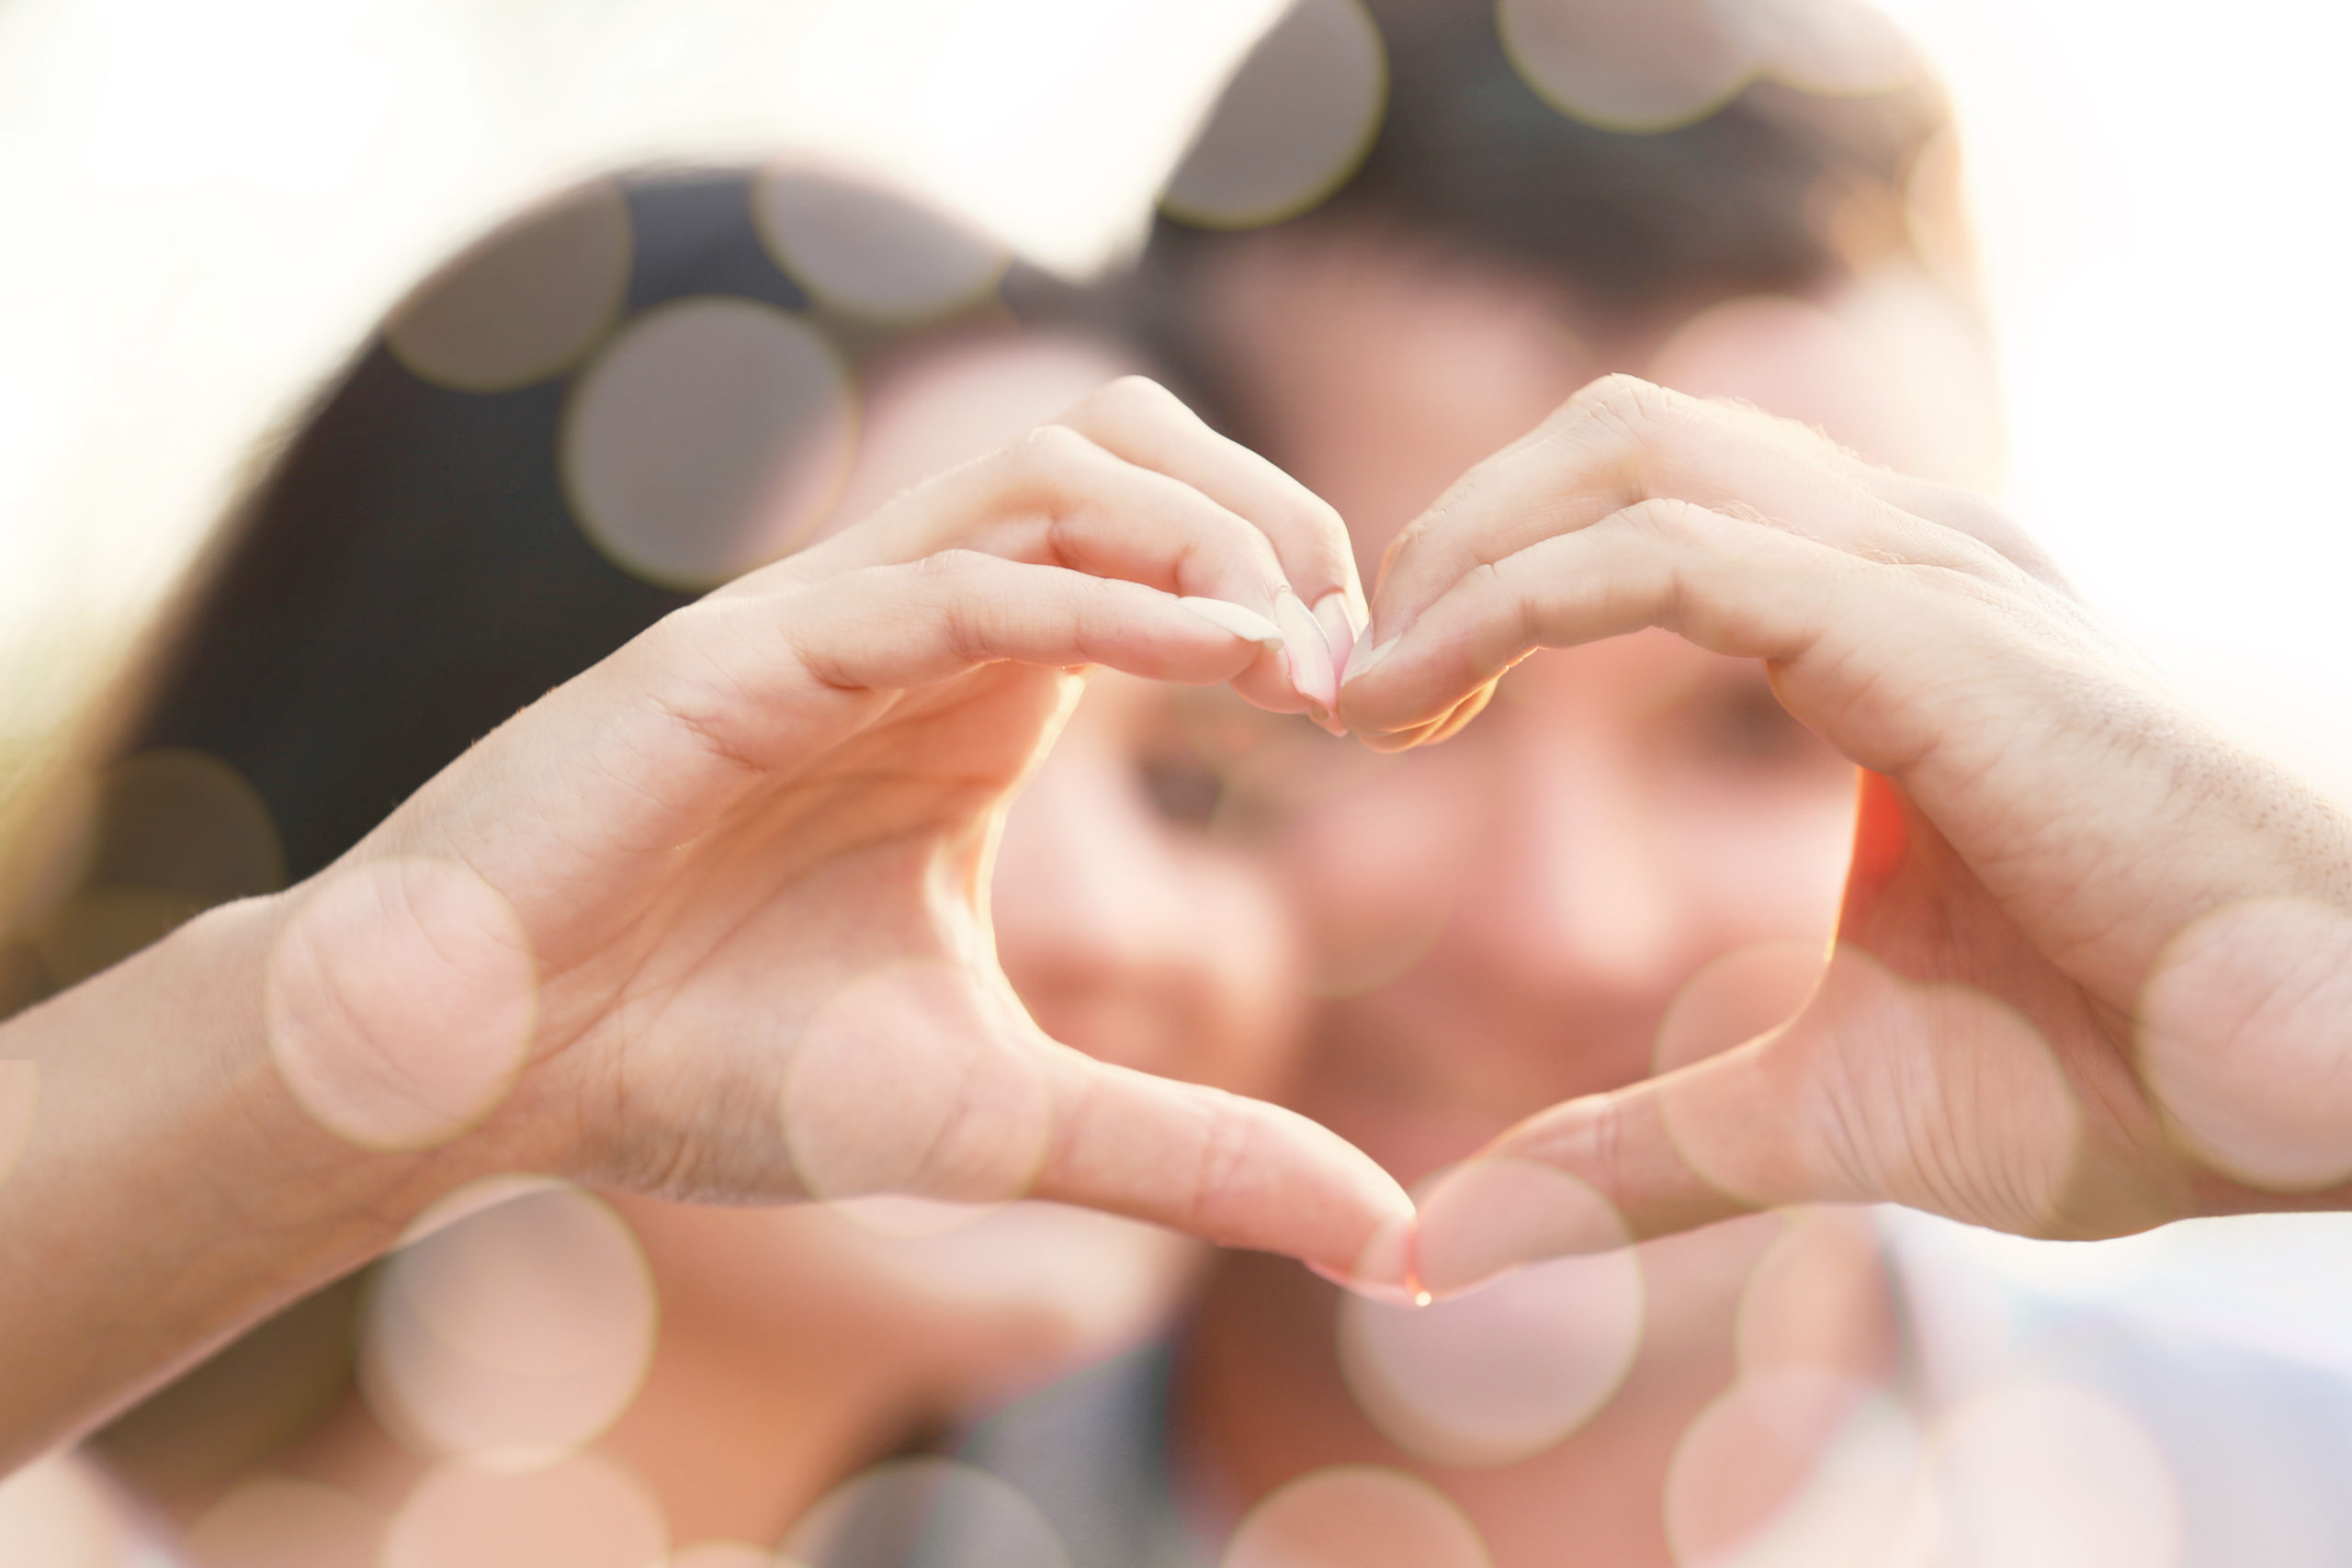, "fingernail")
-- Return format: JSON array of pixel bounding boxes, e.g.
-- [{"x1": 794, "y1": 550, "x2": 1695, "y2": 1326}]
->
[
  {"x1": 1340, "y1": 636, "x2": 1398, "y2": 687},
  {"x1": 1312, "y1": 591, "x2": 1363, "y2": 677},
  {"x1": 1176, "y1": 596, "x2": 1285, "y2": 649},
  {"x1": 1306, "y1": 1210, "x2": 1422, "y2": 1305},
  {"x1": 1413, "y1": 1156, "x2": 1632, "y2": 1300},
  {"x1": 1274, "y1": 591, "x2": 1339, "y2": 710}
]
